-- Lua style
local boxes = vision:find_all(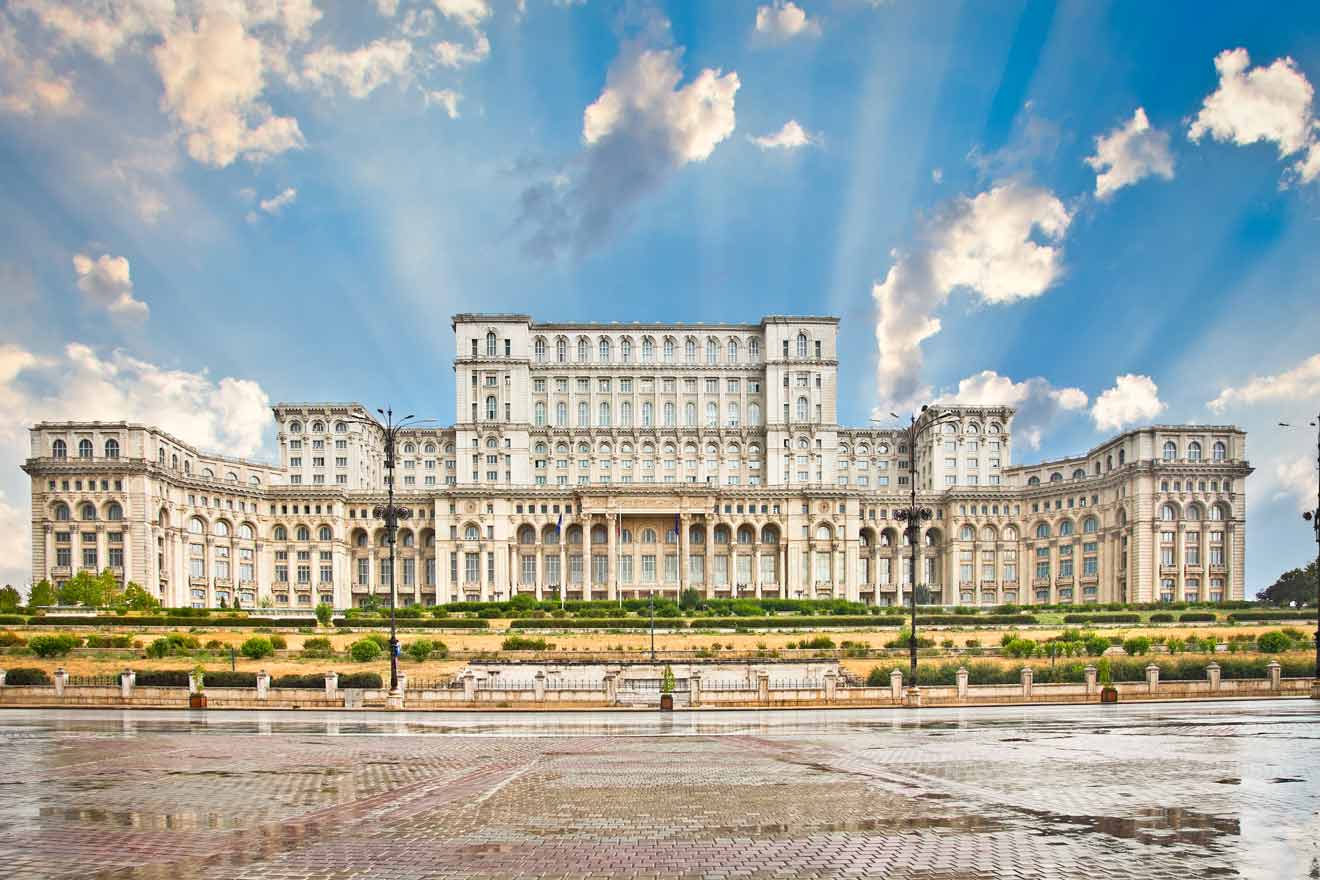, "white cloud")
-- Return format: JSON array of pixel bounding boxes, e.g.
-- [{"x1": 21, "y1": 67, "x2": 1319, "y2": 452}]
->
[
  {"x1": 519, "y1": 45, "x2": 739, "y2": 259},
  {"x1": 939, "y1": 370, "x2": 1087, "y2": 449},
  {"x1": 871, "y1": 181, "x2": 1072, "y2": 411},
  {"x1": 301, "y1": 38, "x2": 413, "y2": 98},
  {"x1": 425, "y1": 88, "x2": 461, "y2": 118},
  {"x1": 246, "y1": 186, "x2": 296, "y2": 222},
  {"x1": 9, "y1": 0, "x2": 175, "y2": 61},
  {"x1": 153, "y1": 13, "x2": 305, "y2": 167},
  {"x1": 72, "y1": 253, "x2": 149, "y2": 319},
  {"x1": 1272, "y1": 454, "x2": 1319, "y2": 516},
  {"x1": 750, "y1": 119, "x2": 818, "y2": 150},
  {"x1": 1208, "y1": 352, "x2": 1320, "y2": 413},
  {"x1": 1188, "y1": 47, "x2": 1320, "y2": 185},
  {"x1": 375, "y1": 0, "x2": 400, "y2": 16},
  {"x1": 433, "y1": 0, "x2": 491, "y2": 31},
  {"x1": 0, "y1": 18, "x2": 79, "y2": 116},
  {"x1": 1085, "y1": 107, "x2": 1174, "y2": 199},
  {"x1": 754, "y1": 2, "x2": 820, "y2": 42},
  {"x1": 433, "y1": 32, "x2": 490, "y2": 69},
  {"x1": 1090, "y1": 374, "x2": 1166, "y2": 431},
  {"x1": 931, "y1": 167, "x2": 942, "y2": 183},
  {"x1": 0, "y1": 341, "x2": 273, "y2": 587}
]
